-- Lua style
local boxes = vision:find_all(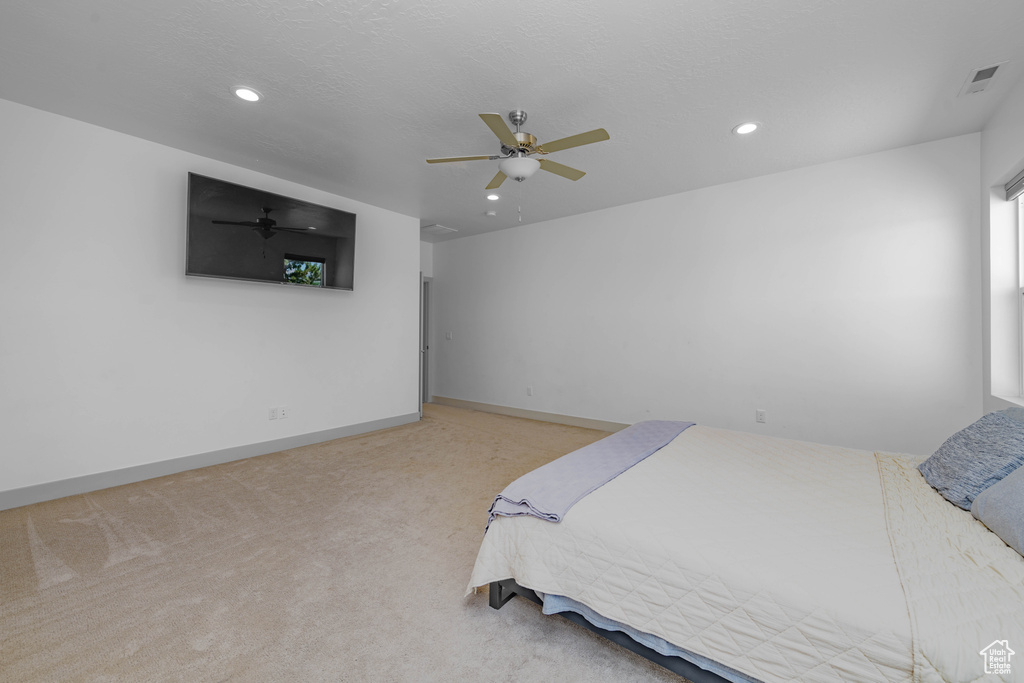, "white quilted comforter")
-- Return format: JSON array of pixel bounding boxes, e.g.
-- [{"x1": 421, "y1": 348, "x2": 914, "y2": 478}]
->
[{"x1": 468, "y1": 426, "x2": 1024, "y2": 682}]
